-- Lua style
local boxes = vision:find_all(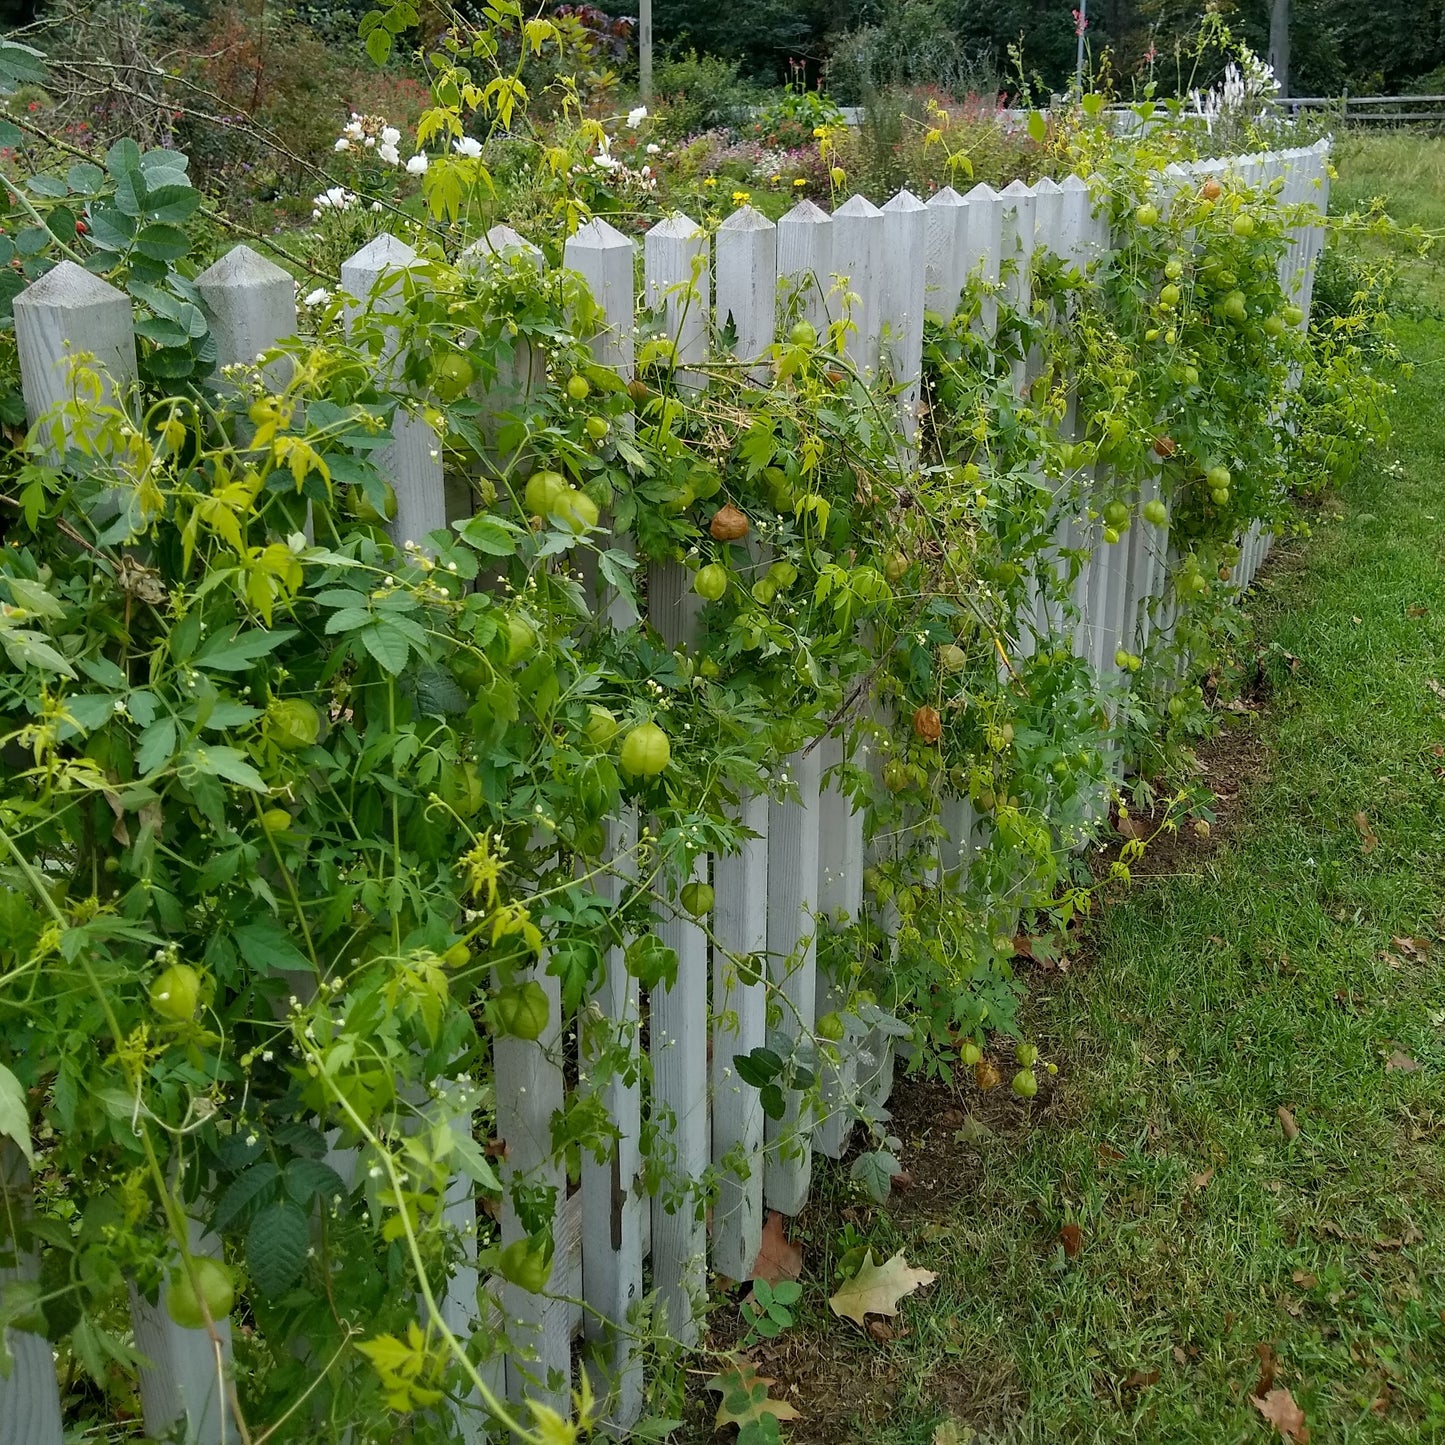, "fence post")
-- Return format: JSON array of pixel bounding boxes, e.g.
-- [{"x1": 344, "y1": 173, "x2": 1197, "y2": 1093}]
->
[
  {"x1": 924, "y1": 186, "x2": 969, "y2": 323},
  {"x1": 881, "y1": 189, "x2": 927, "y2": 438},
  {"x1": 194, "y1": 244, "x2": 297, "y2": 390},
  {"x1": 813, "y1": 733, "x2": 864, "y2": 1161},
  {"x1": 763, "y1": 746, "x2": 822, "y2": 1214},
  {"x1": 642, "y1": 210, "x2": 712, "y2": 1345},
  {"x1": 128, "y1": 1221, "x2": 237, "y2": 1445},
  {"x1": 962, "y1": 183, "x2": 1003, "y2": 341},
  {"x1": 999, "y1": 179, "x2": 1037, "y2": 398},
  {"x1": 564, "y1": 213, "x2": 647, "y2": 1425},
  {"x1": 564, "y1": 219, "x2": 635, "y2": 375},
  {"x1": 0, "y1": 1143, "x2": 63, "y2": 1445},
  {"x1": 715, "y1": 205, "x2": 776, "y2": 381},
  {"x1": 13, "y1": 262, "x2": 137, "y2": 456},
  {"x1": 710, "y1": 791, "x2": 769, "y2": 1279},
  {"x1": 340, "y1": 234, "x2": 446, "y2": 555},
  {"x1": 776, "y1": 198, "x2": 833, "y2": 334},
  {"x1": 831, "y1": 195, "x2": 886, "y2": 378}
]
